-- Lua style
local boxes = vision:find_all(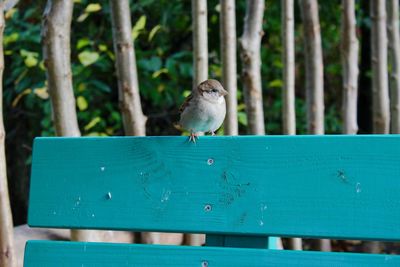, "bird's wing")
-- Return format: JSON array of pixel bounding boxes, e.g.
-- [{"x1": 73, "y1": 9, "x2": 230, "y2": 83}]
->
[{"x1": 179, "y1": 93, "x2": 193, "y2": 113}]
